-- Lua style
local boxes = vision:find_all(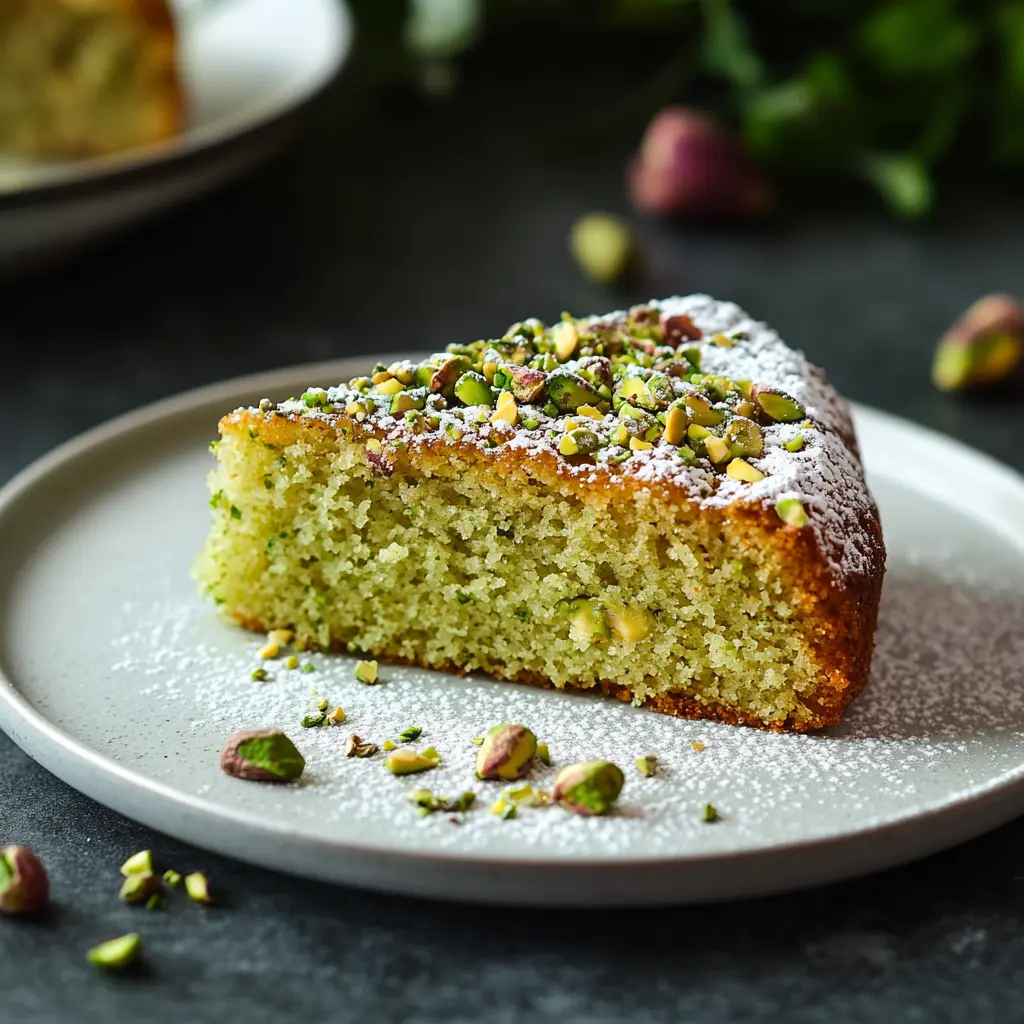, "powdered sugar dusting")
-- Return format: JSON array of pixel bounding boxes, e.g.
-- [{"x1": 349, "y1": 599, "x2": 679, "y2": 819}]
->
[{"x1": 109, "y1": 543, "x2": 1024, "y2": 858}]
